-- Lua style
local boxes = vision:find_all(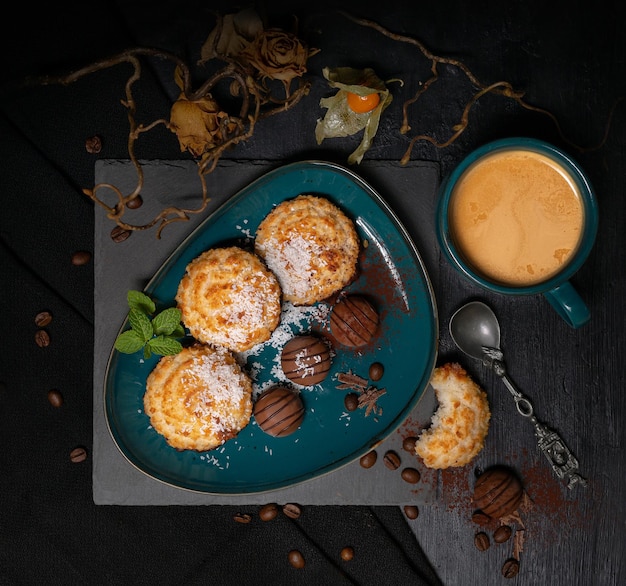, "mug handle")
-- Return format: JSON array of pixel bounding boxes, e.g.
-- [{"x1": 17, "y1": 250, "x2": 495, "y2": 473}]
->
[{"x1": 543, "y1": 281, "x2": 591, "y2": 328}]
